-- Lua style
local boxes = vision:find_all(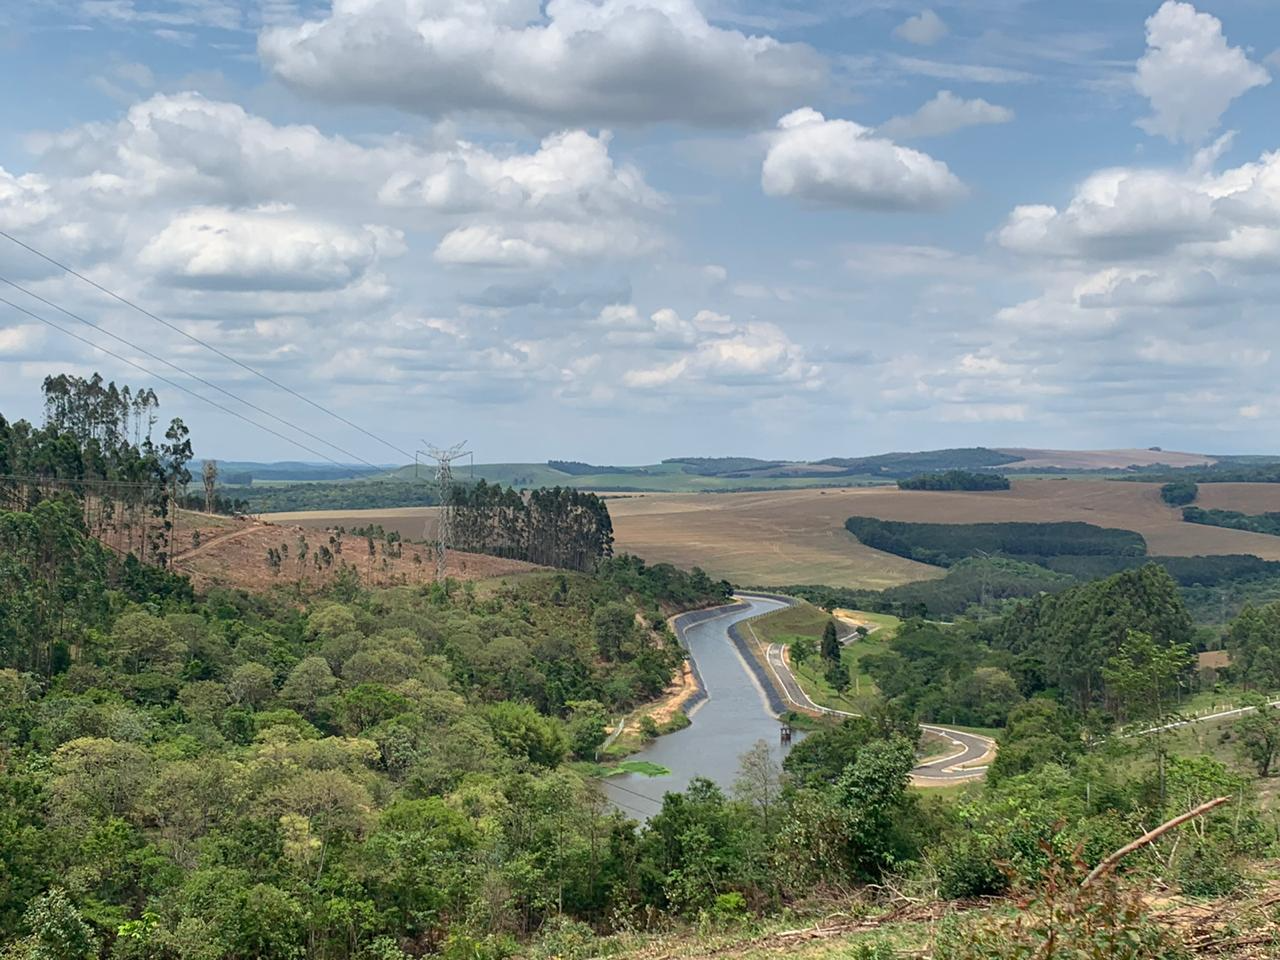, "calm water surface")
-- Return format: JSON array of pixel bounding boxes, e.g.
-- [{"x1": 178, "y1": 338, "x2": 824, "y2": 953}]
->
[{"x1": 600, "y1": 595, "x2": 798, "y2": 818}]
